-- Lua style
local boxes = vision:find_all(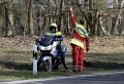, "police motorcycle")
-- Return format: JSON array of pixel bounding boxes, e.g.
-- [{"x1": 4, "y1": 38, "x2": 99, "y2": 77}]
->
[{"x1": 32, "y1": 35, "x2": 67, "y2": 72}]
